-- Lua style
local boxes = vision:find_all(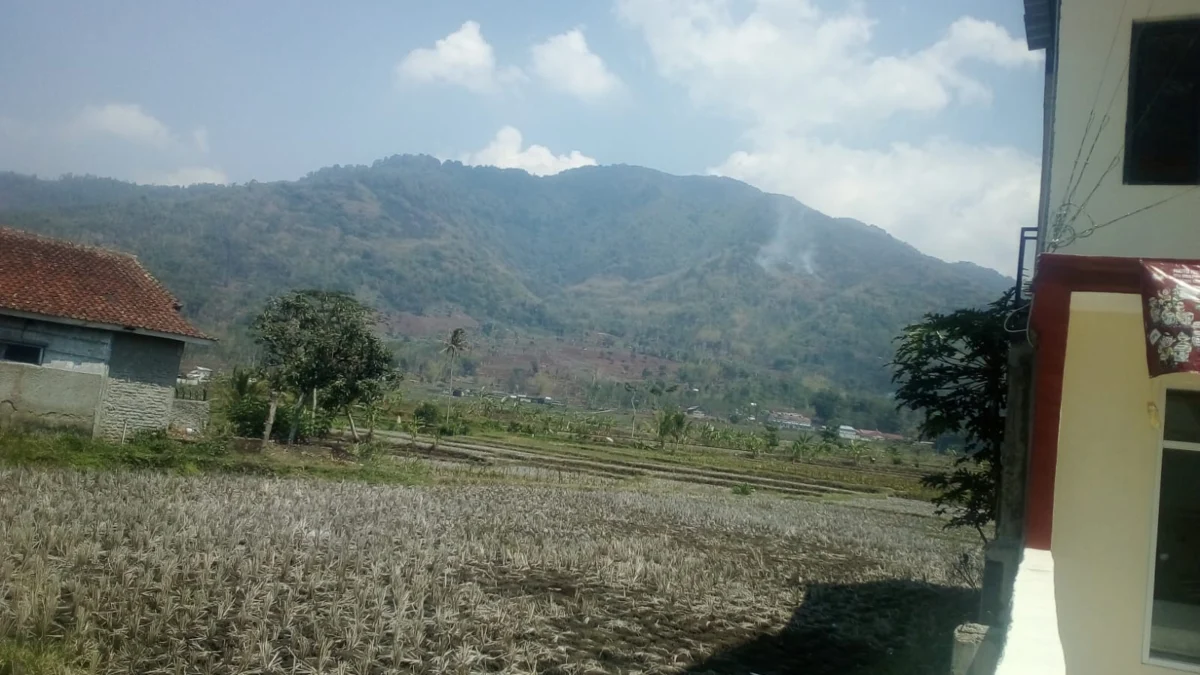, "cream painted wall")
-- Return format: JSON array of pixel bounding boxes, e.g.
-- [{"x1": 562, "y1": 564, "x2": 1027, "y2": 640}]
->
[
  {"x1": 1053, "y1": 299, "x2": 1187, "y2": 674},
  {"x1": 1048, "y1": 1, "x2": 1200, "y2": 258}
]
